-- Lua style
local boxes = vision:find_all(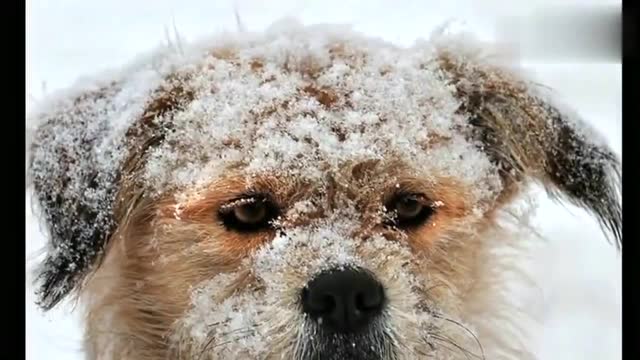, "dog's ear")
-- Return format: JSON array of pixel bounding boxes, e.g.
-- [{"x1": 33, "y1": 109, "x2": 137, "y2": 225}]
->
[
  {"x1": 28, "y1": 83, "x2": 125, "y2": 311},
  {"x1": 435, "y1": 47, "x2": 621, "y2": 249},
  {"x1": 28, "y1": 71, "x2": 195, "y2": 311}
]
